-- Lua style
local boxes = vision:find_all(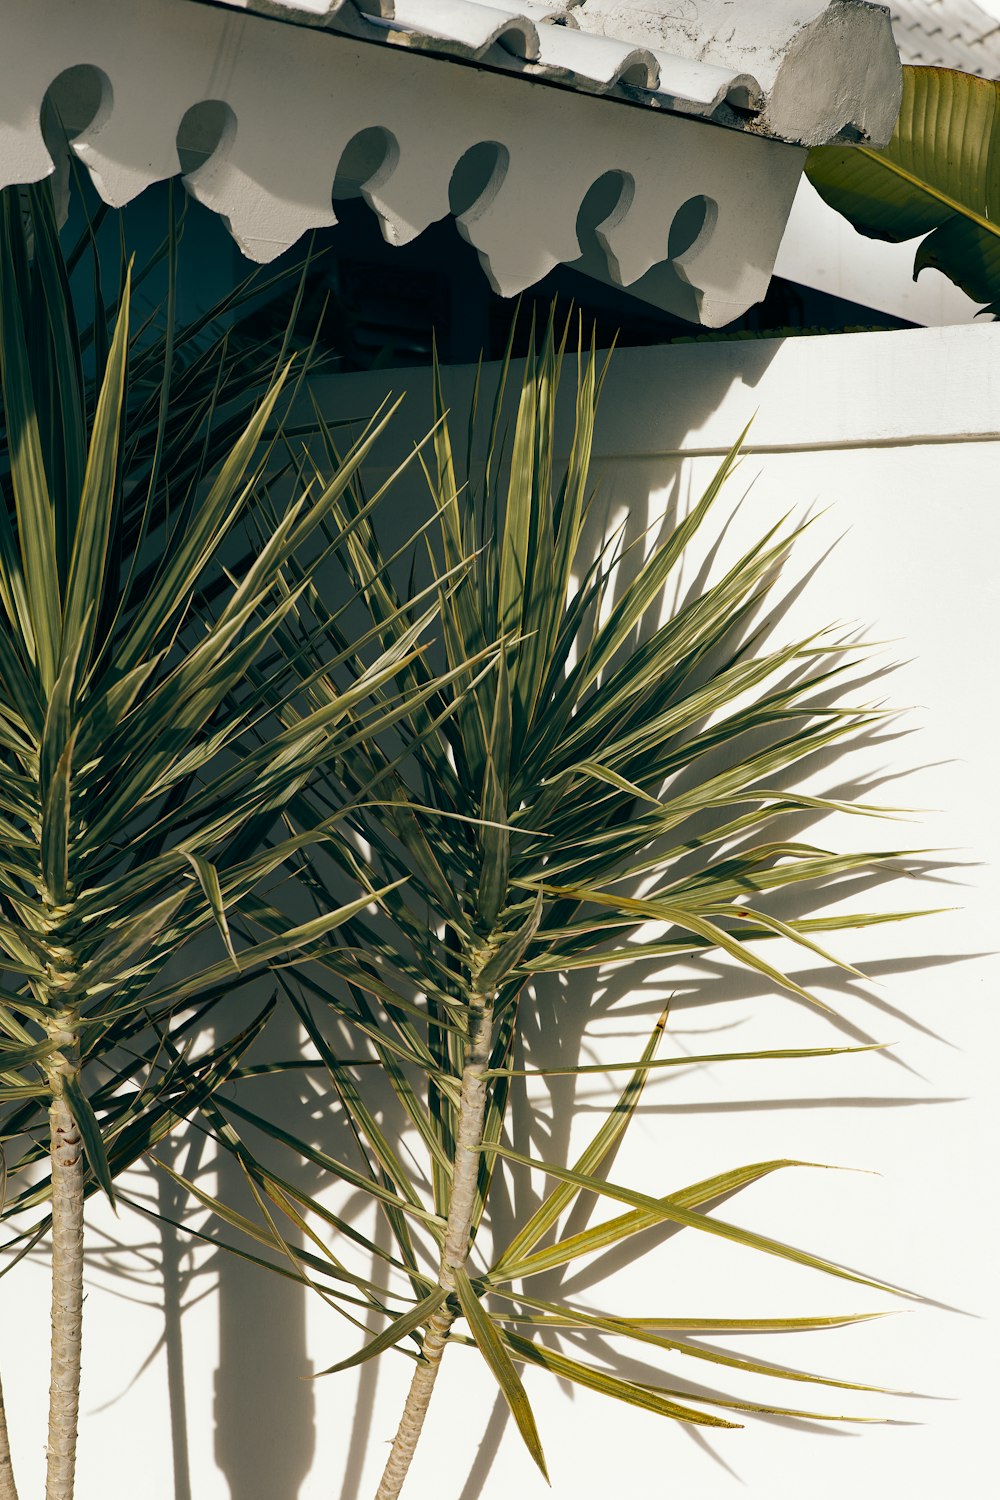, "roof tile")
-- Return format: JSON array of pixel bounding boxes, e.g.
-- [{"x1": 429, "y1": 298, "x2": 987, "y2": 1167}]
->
[
  {"x1": 891, "y1": 0, "x2": 1000, "y2": 73},
  {"x1": 209, "y1": 1, "x2": 902, "y2": 148}
]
